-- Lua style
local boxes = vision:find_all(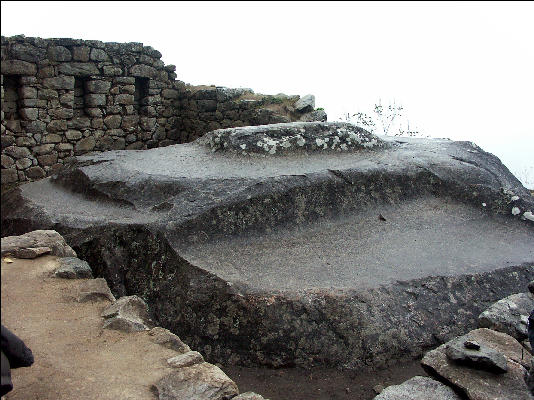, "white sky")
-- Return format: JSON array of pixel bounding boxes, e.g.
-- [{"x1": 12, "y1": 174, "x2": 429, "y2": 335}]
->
[{"x1": 2, "y1": 1, "x2": 533, "y2": 187}]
